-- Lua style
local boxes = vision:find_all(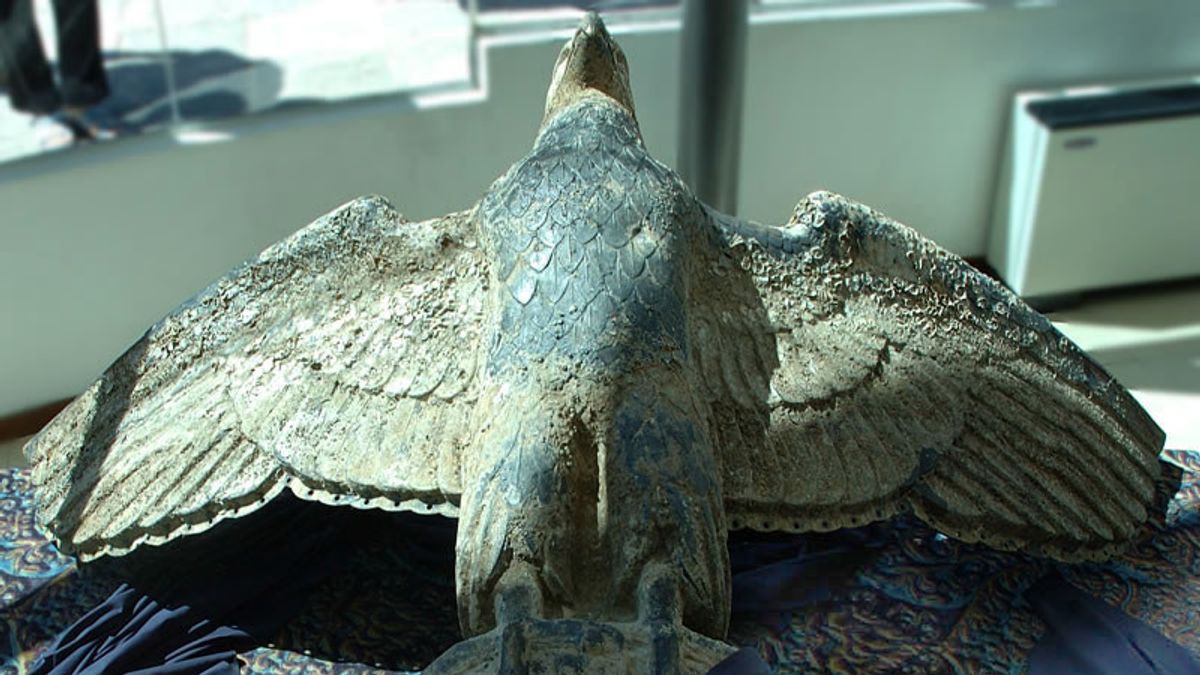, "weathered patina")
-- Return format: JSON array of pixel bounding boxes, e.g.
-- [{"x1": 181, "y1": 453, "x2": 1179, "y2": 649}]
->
[{"x1": 25, "y1": 13, "x2": 1165, "y2": 673}]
